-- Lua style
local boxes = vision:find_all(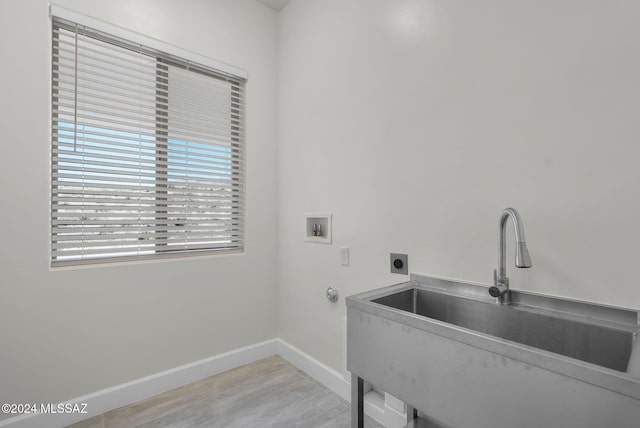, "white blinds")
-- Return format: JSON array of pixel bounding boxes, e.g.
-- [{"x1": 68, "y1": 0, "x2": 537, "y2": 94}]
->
[{"x1": 51, "y1": 17, "x2": 245, "y2": 265}]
